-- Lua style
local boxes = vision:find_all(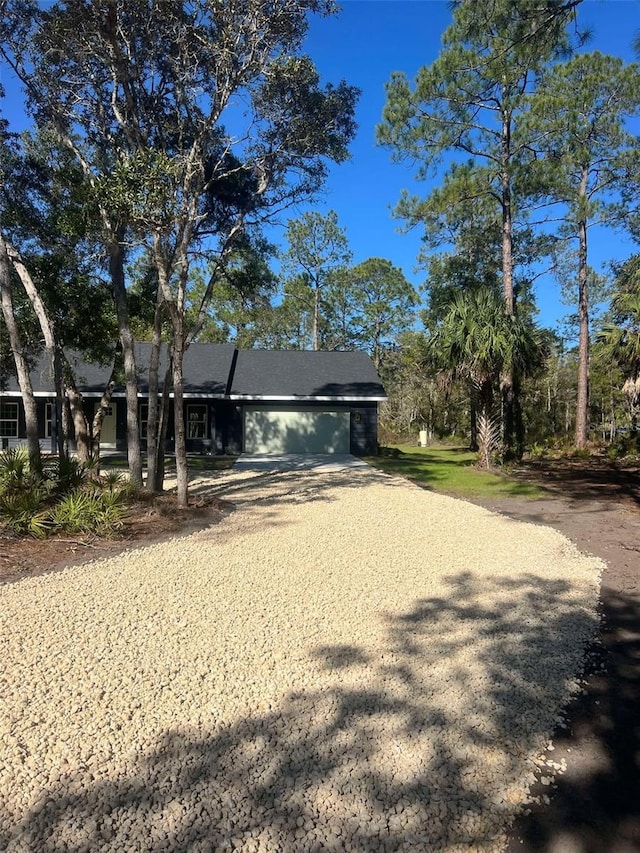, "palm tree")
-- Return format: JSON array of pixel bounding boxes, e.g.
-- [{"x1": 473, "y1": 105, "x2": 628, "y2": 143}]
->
[
  {"x1": 427, "y1": 286, "x2": 545, "y2": 468},
  {"x1": 596, "y1": 289, "x2": 640, "y2": 433}
]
